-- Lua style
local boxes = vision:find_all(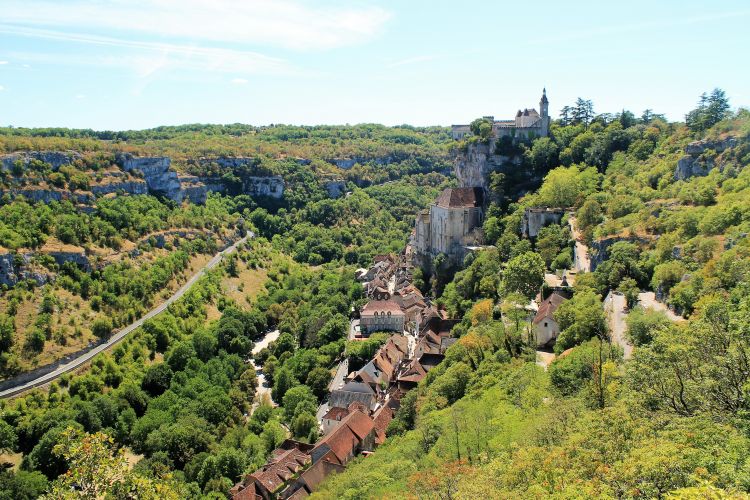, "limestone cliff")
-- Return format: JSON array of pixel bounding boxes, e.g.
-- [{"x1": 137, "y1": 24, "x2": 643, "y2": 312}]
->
[
  {"x1": 1, "y1": 151, "x2": 82, "y2": 172},
  {"x1": 453, "y1": 141, "x2": 521, "y2": 189},
  {"x1": 674, "y1": 137, "x2": 739, "y2": 180},
  {"x1": 117, "y1": 154, "x2": 183, "y2": 201}
]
